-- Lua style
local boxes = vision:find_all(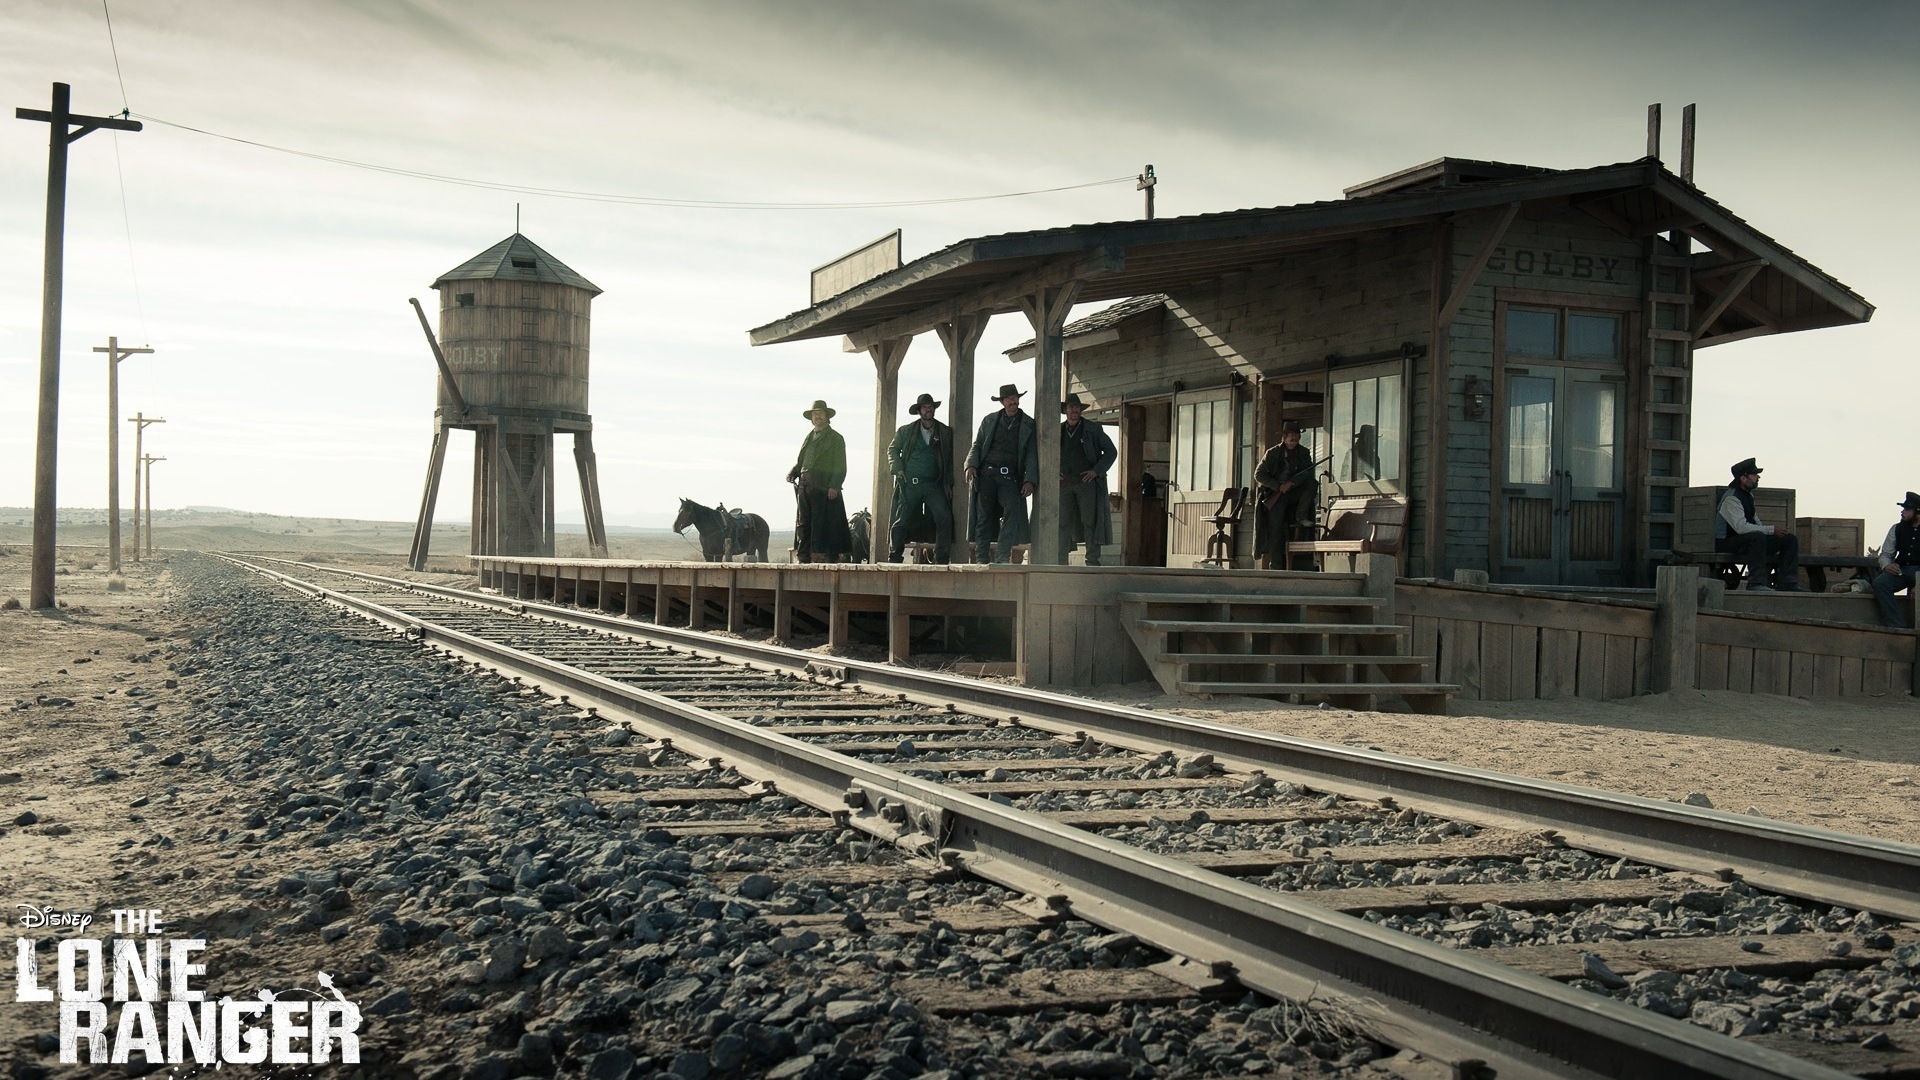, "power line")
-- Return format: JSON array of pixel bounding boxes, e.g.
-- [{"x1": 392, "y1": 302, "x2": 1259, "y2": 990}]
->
[
  {"x1": 130, "y1": 113, "x2": 1136, "y2": 211},
  {"x1": 101, "y1": 0, "x2": 131, "y2": 115},
  {"x1": 101, "y1": 1, "x2": 146, "y2": 335}
]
